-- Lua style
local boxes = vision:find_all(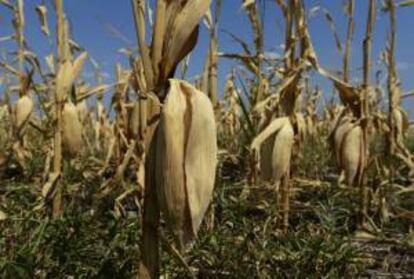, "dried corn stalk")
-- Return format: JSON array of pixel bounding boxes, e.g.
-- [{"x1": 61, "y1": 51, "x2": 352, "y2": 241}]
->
[
  {"x1": 220, "y1": 74, "x2": 241, "y2": 148},
  {"x1": 250, "y1": 0, "x2": 318, "y2": 233},
  {"x1": 47, "y1": 0, "x2": 88, "y2": 218},
  {"x1": 203, "y1": 3, "x2": 220, "y2": 106},
  {"x1": 131, "y1": 0, "x2": 215, "y2": 277}
]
